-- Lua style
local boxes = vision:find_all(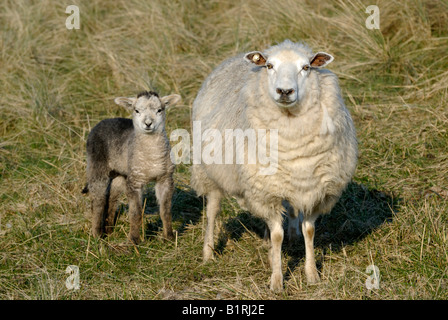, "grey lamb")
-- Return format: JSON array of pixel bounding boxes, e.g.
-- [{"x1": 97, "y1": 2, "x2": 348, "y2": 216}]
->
[{"x1": 83, "y1": 91, "x2": 181, "y2": 244}]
